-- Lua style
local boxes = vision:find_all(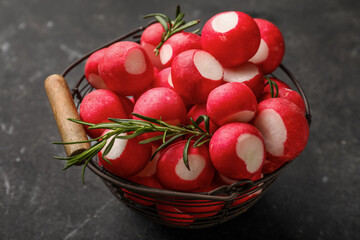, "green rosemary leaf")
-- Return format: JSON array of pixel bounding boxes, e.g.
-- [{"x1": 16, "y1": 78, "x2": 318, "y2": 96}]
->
[
  {"x1": 150, "y1": 133, "x2": 187, "y2": 161},
  {"x1": 175, "y1": 5, "x2": 181, "y2": 17},
  {"x1": 194, "y1": 138, "x2": 211, "y2": 148},
  {"x1": 173, "y1": 20, "x2": 185, "y2": 30},
  {"x1": 138, "y1": 134, "x2": 165, "y2": 144},
  {"x1": 196, "y1": 115, "x2": 210, "y2": 134},
  {"x1": 174, "y1": 19, "x2": 200, "y2": 33},
  {"x1": 163, "y1": 130, "x2": 168, "y2": 144},
  {"x1": 193, "y1": 134, "x2": 207, "y2": 148},
  {"x1": 102, "y1": 155, "x2": 111, "y2": 165},
  {"x1": 67, "y1": 118, "x2": 95, "y2": 126},
  {"x1": 192, "y1": 28, "x2": 200, "y2": 34},
  {"x1": 131, "y1": 113, "x2": 162, "y2": 125},
  {"x1": 88, "y1": 122, "x2": 124, "y2": 130},
  {"x1": 190, "y1": 117, "x2": 205, "y2": 133},
  {"x1": 183, "y1": 135, "x2": 196, "y2": 170},
  {"x1": 81, "y1": 157, "x2": 93, "y2": 184},
  {"x1": 155, "y1": 16, "x2": 169, "y2": 33},
  {"x1": 102, "y1": 136, "x2": 116, "y2": 158}
]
